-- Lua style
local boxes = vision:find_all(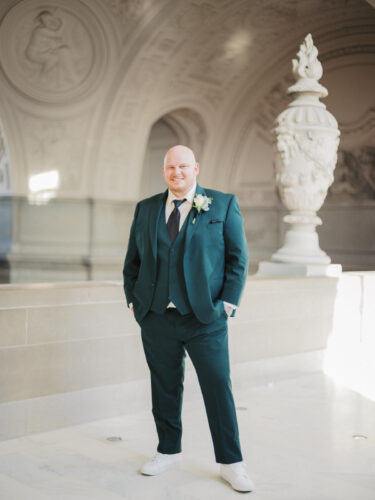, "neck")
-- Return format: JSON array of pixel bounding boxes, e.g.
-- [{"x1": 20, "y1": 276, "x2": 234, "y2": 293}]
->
[{"x1": 169, "y1": 182, "x2": 196, "y2": 199}]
